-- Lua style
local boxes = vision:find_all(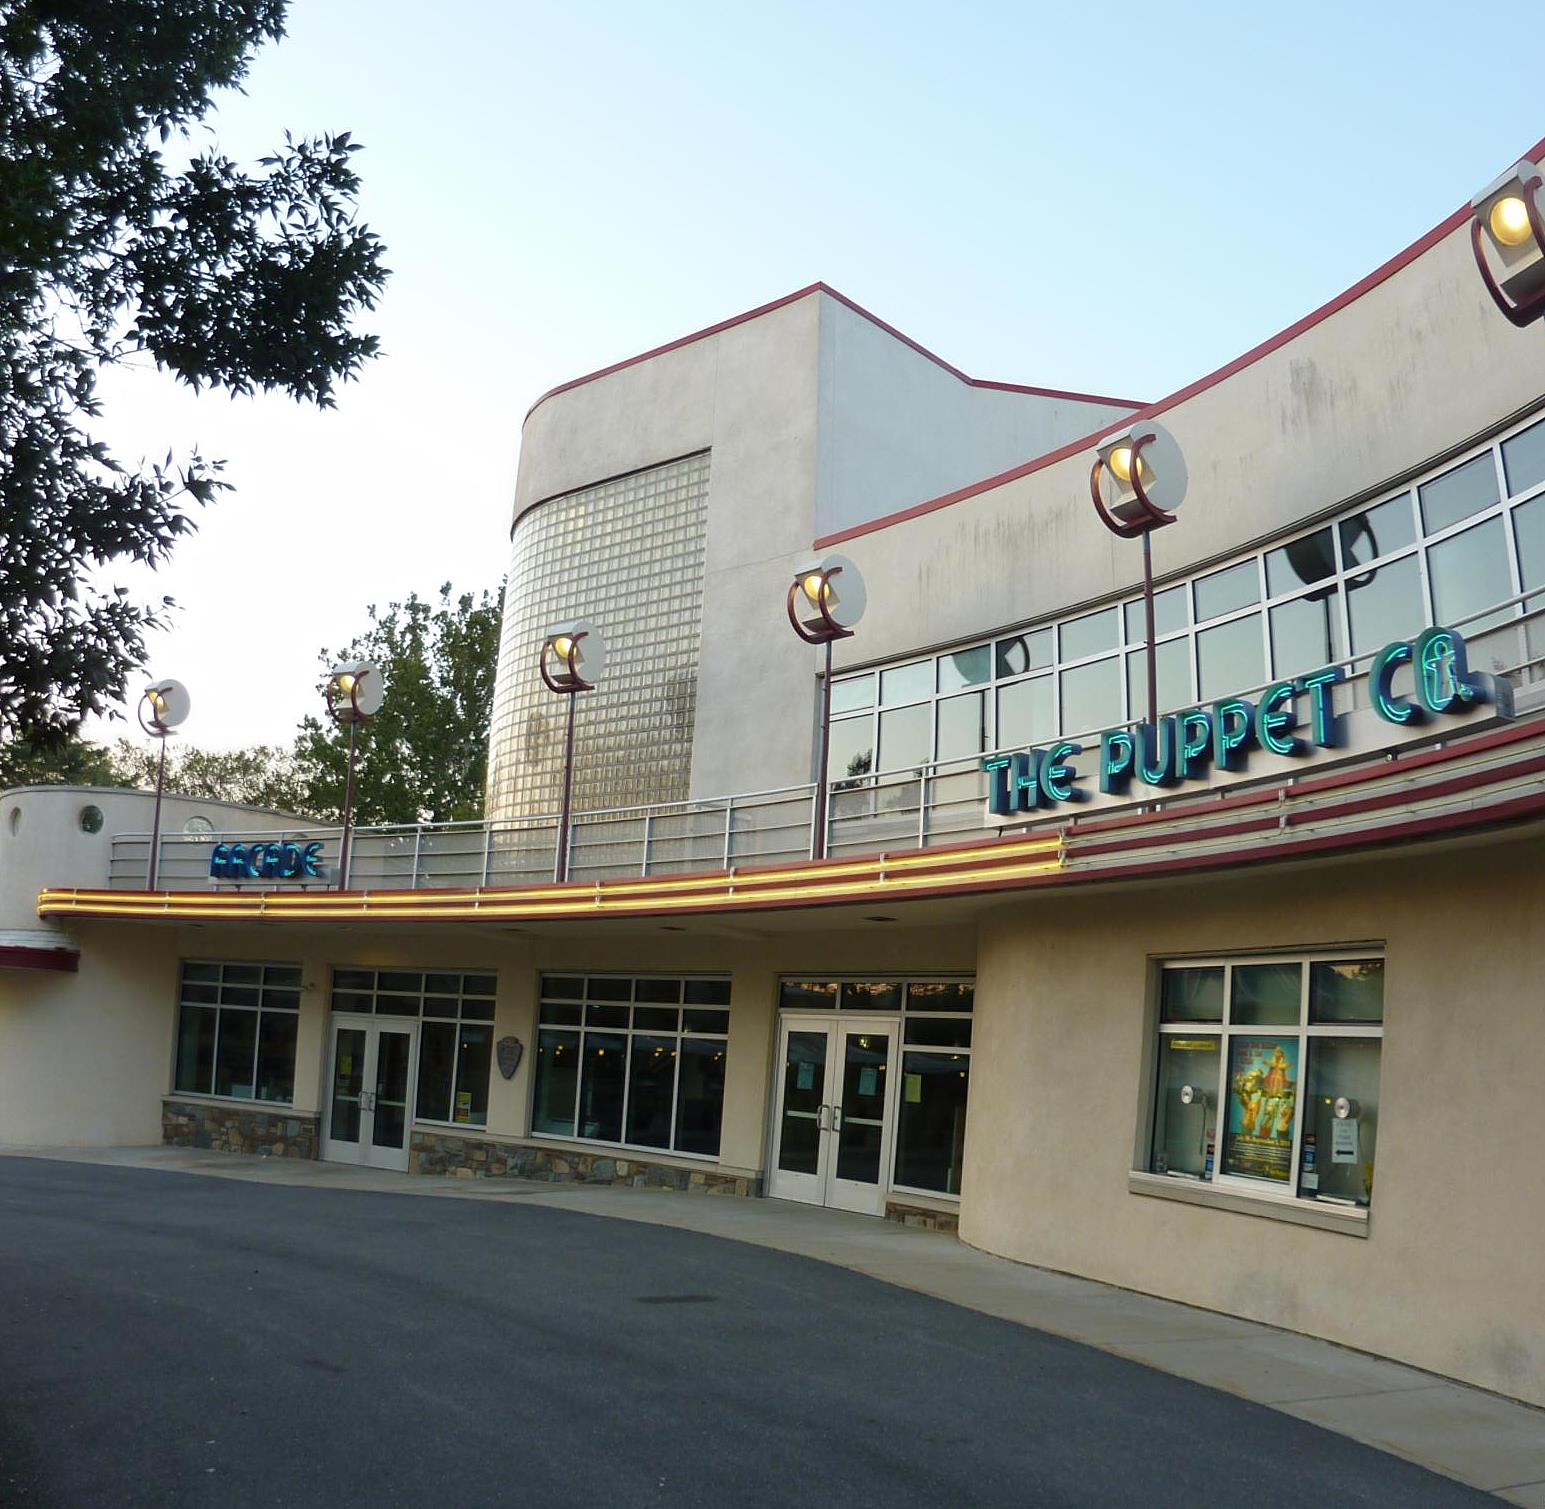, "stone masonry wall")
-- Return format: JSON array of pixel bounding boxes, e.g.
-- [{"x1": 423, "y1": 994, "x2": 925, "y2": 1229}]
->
[
  {"x1": 410, "y1": 1130, "x2": 760, "y2": 1196},
  {"x1": 163, "y1": 1099, "x2": 318, "y2": 1160}
]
